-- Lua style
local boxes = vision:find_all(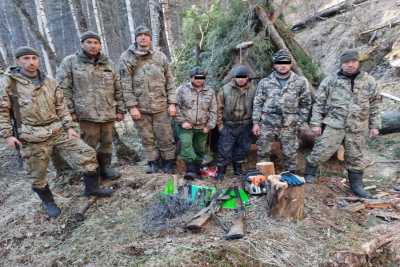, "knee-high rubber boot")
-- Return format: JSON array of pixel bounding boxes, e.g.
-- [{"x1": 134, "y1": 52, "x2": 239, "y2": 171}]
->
[
  {"x1": 184, "y1": 162, "x2": 198, "y2": 180},
  {"x1": 232, "y1": 162, "x2": 243, "y2": 176},
  {"x1": 32, "y1": 185, "x2": 61, "y2": 218},
  {"x1": 216, "y1": 165, "x2": 227, "y2": 181},
  {"x1": 348, "y1": 169, "x2": 374, "y2": 199},
  {"x1": 83, "y1": 172, "x2": 113, "y2": 197}
]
